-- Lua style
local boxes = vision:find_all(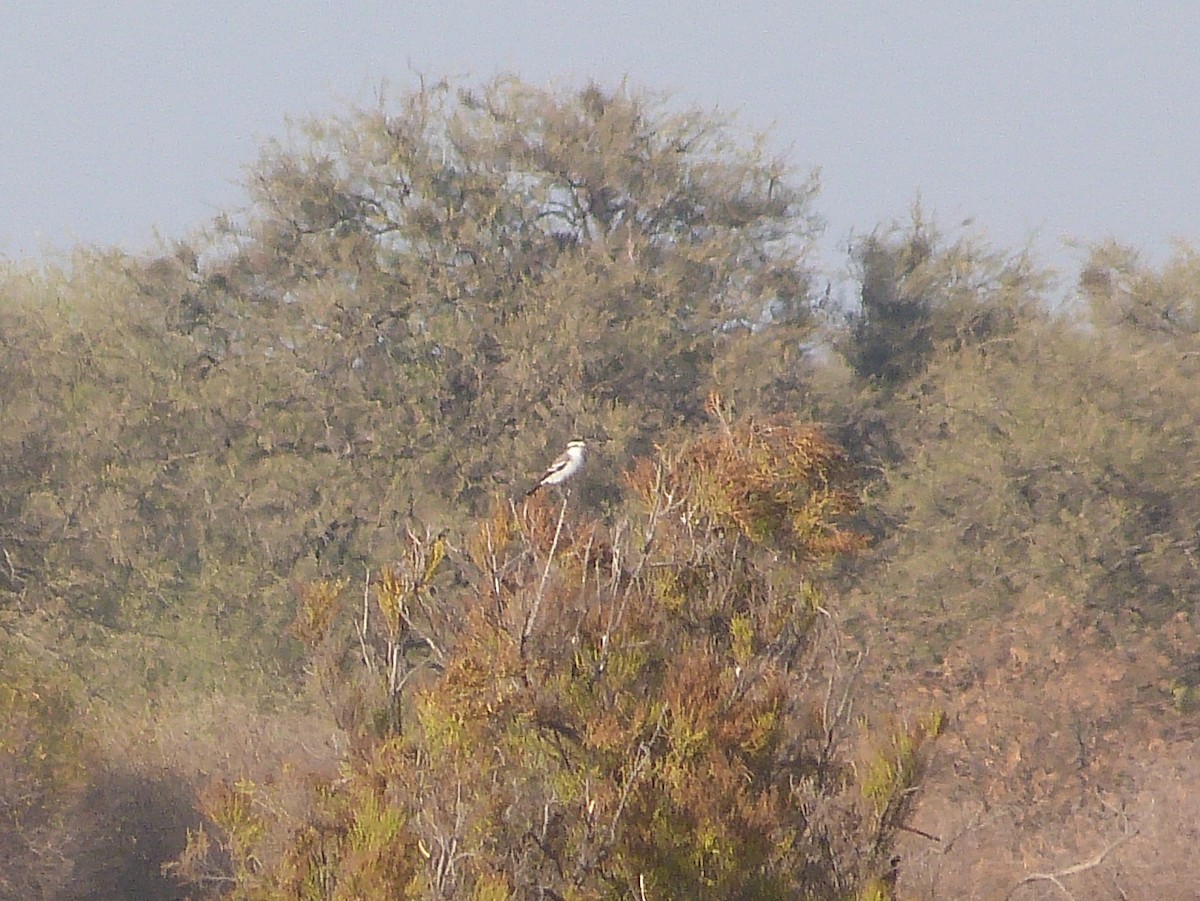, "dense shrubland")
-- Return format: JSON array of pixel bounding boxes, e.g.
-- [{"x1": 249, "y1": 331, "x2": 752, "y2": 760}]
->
[
  {"x1": 170, "y1": 410, "x2": 936, "y2": 899},
  {"x1": 1, "y1": 77, "x2": 1198, "y2": 898}
]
